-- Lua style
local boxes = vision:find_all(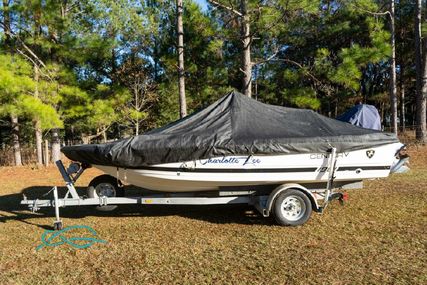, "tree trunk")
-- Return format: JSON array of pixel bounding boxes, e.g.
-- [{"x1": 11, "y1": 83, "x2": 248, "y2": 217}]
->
[
  {"x1": 154, "y1": 40, "x2": 159, "y2": 81},
  {"x1": 135, "y1": 120, "x2": 139, "y2": 136},
  {"x1": 240, "y1": 0, "x2": 252, "y2": 97},
  {"x1": 82, "y1": 135, "x2": 90, "y2": 144},
  {"x1": 419, "y1": 52, "x2": 427, "y2": 142},
  {"x1": 33, "y1": 64, "x2": 43, "y2": 165},
  {"x1": 44, "y1": 139, "x2": 49, "y2": 166},
  {"x1": 11, "y1": 115, "x2": 22, "y2": 166},
  {"x1": 3, "y1": 1, "x2": 19, "y2": 166},
  {"x1": 415, "y1": 0, "x2": 427, "y2": 142},
  {"x1": 35, "y1": 120, "x2": 43, "y2": 165},
  {"x1": 381, "y1": 102, "x2": 385, "y2": 123},
  {"x1": 112, "y1": 47, "x2": 116, "y2": 77},
  {"x1": 207, "y1": 0, "x2": 252, "y2": 97},
  {"x1": 389, "y1": 0, "x2": 398, "y2": 135},
  {"x1": 415, "y1": 0, "x2": 422, "y2": 124},
  {"x1": 176, "y1": 0, "x2": 187, "y2": 118},
  {"x1": 399, "y1": 64, "x2": 406, "y2": 132},
  {"x1": 51, "y1": 128, "x2": 61, "y2": 162},
  {"x1": 334, "y1": 99, "x2": 338, "y2": 118},
  {"x1": 412, "y1": 105, "x2": 416, "y2": 127},
  {"x1": 2, "y1": 0, "x2": 11, "y2": 46}
]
